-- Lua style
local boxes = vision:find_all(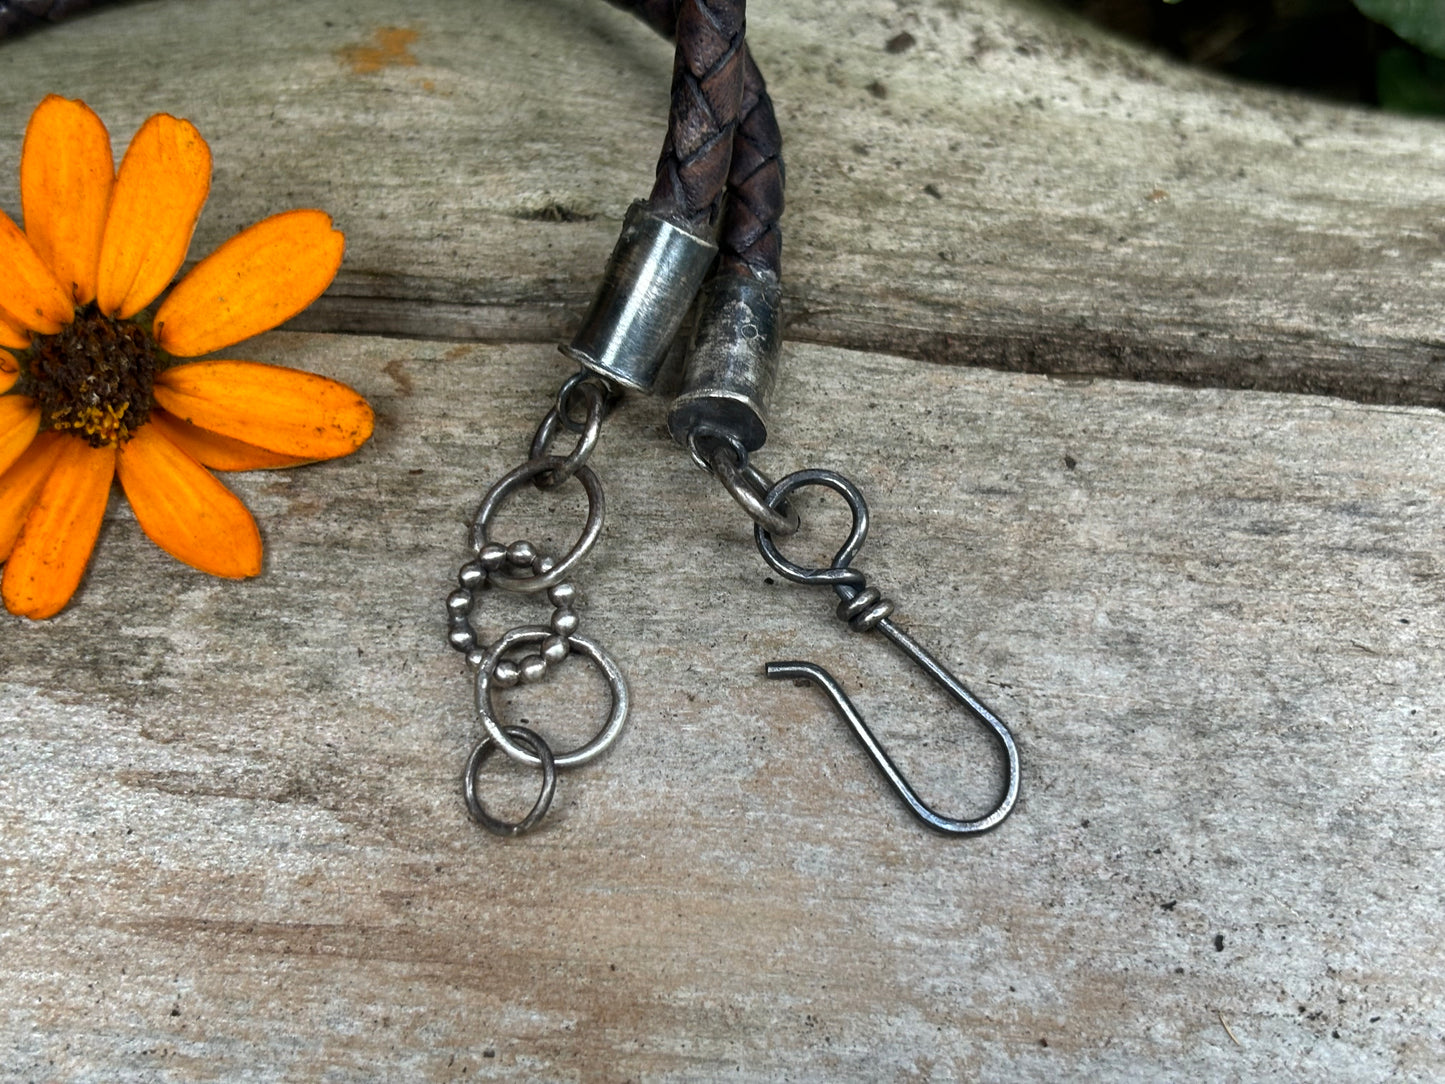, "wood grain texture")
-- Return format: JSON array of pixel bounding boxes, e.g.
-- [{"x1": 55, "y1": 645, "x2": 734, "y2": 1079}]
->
[
  {"x1": 3, "y1": 331, "x2": 1444, "y2": 1080},
  {"x1": 1, "y1": 0, "x2": 1445, "y2": 405},
  {"x1": 2, "y1": 0, "x2": 1445, "y2": 1078}
]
